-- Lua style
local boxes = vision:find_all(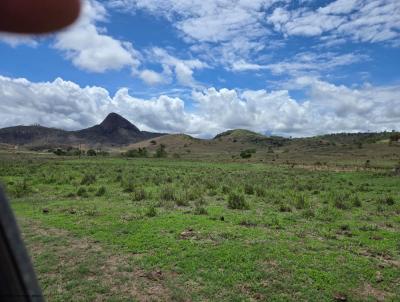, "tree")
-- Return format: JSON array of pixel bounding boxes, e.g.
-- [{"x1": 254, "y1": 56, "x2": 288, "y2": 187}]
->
[
  {"x1": 155, "y1": 144, "x2": 167, "y2": 158},
  {"x1": 87, "y1": 149, "x2": 97, "y2": 156}
]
